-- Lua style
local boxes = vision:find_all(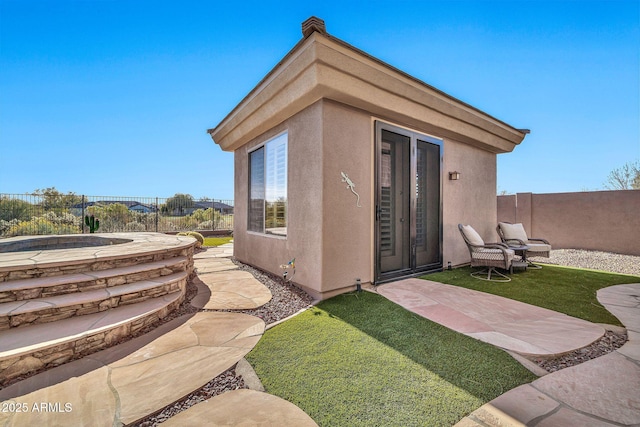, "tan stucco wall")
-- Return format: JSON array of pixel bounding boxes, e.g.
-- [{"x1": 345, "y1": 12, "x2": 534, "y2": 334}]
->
[
  {"x1": 233, "y1": 100, "x2": 501, "y2": 298},
  {"x1": 233, "y1": 100, "x2": 374, "y2": 299},
  {"x1": 498, "y1": 190, "x2": 640, "y2": 256},
  {"x1": 211, "y1": 22, "x2": 527, "y2": 298},
  {"x1": 497, "y1": 194, "x2": 517, "y2": 224},
  {"x1": 442, "y1": 138, "x2": 498, "y2": 267},
  {"x1": 233, "y1": 101, "x2": 325, "y2": 297},
  {"x1": 320, "y1": 101, "x2": 373, "y2": 296}
]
